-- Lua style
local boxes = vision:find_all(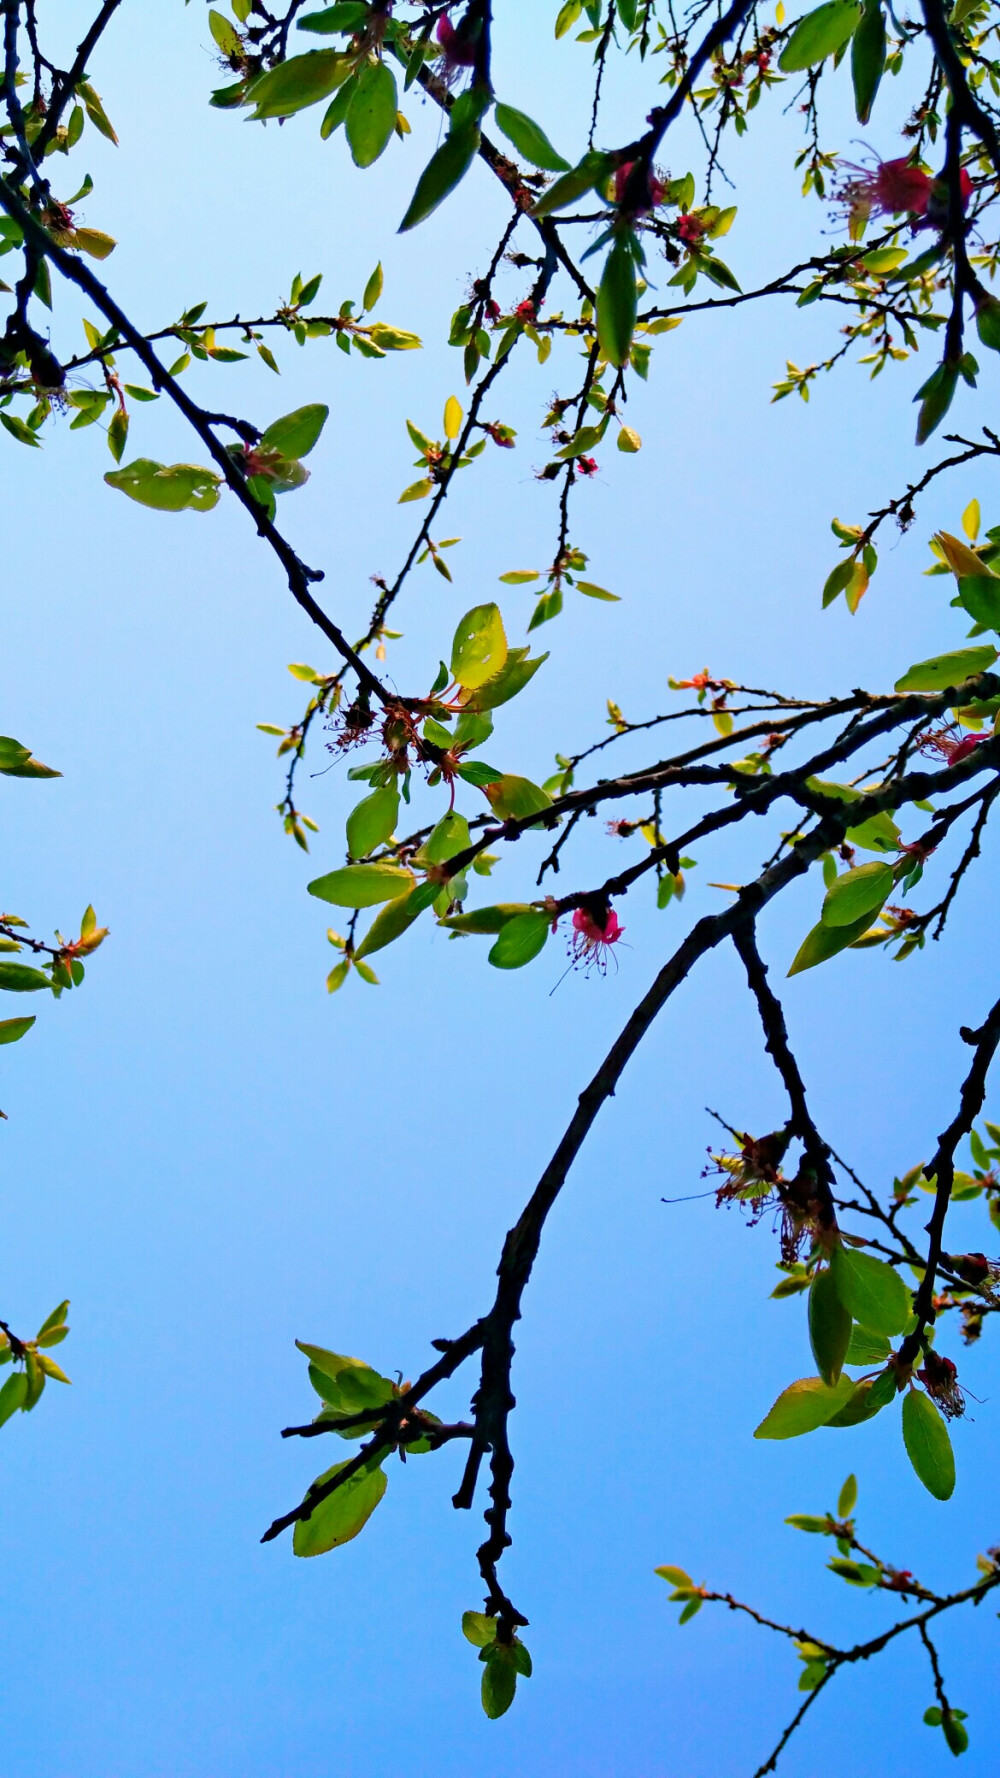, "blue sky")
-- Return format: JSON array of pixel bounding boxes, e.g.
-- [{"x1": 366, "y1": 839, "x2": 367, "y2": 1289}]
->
[{"x1": 2, "y1": 3, "x2": 998, "y2": 1774}]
